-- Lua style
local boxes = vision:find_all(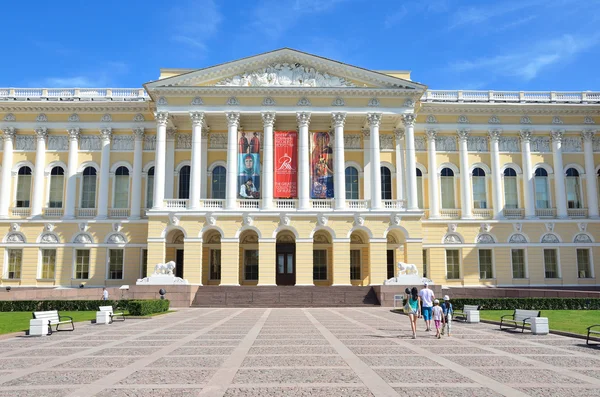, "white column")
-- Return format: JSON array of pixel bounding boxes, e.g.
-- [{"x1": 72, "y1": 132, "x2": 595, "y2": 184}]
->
[
  {"x1": 261, "y1": 112, "x2": 275, "y2": 210},
  {"x1": 426, "y1": 129, "x2": 440, "y2": 218},
  {"x1": 582, "y1": 129, "x2": 599, "y2": 218},
  {"x1": 0, "y1": 128, "x2": 15, "y2": 218},
  {"x1": 225, "y1": 112, "x2": 240, "y2": 209},
  {"x1": 332, "y1": 112, "x2": 346, "y2": 210},
  {"x1": 520, "y1": 129, "x2": 536, "y2": 218},
  {"x1": 96, "y1": 128, "x2": 112, "y2": 219},
  {"x1": 30, "y1": 127, "x2": 48, "y2": 218},
  {"x1": 457, "y1": 128, "x2": 473, "y2": 219},
  {"x1": 368, "y1": 113, "x2": 382, "y2": 209},
  {"x1": 165, "y1": 128, "x2": 176, "y2": 199},
  {"x1": 403, "y1": 114, "x2": 419, "y2": 211},
  {"x1": 551, "y1": 130, "x2": 568, "y2": 218},
  {"x1": 189, "y1": 112, "x2": 204, "y2": 210},
  {"x1": 130, "y1": 128, "x2": 144, "y2": 219},
  {"x1": 394, "y1": 129, "x2": 405, "y2": 204},
  {"x1": 489, "y1": 129, "x2": 504, "y2": 219},
  {"x1": 153, "y1": 112, "x2": 168, "y2": 209},
  {"x1": 64, "y1": 128, "x2": 80, "y2": 219},
  {"x1": 297, "y1": 112, "x2": 311, "y2": 210},
  {"x1": 362, "y1": 128, "x2": 371, "y2": 200},
  {"x1": 200, "y1": 128, "x2": 209, "y2": 199}
]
